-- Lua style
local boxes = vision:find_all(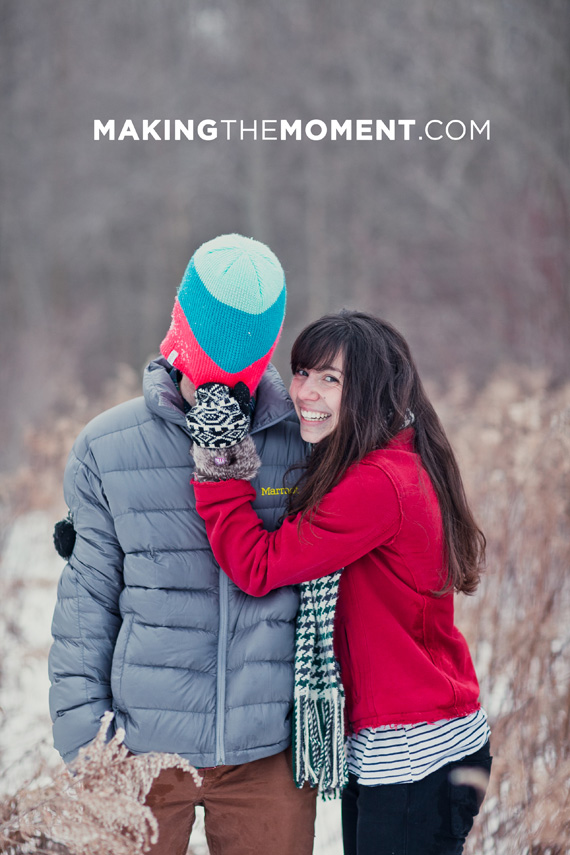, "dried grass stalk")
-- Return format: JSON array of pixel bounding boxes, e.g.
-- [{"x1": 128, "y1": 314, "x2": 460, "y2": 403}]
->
[
  {"x1": 0, "y1": 712, "x2": 201, "y2": 855},
  {"x1": 444, "y1": 369, "x2": 570, "y2": 855}
]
